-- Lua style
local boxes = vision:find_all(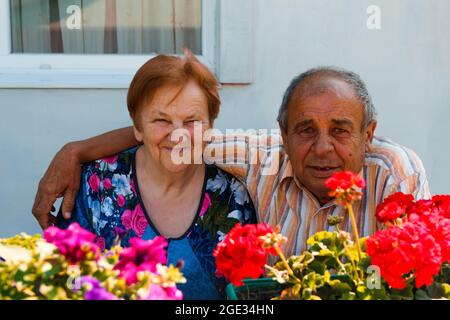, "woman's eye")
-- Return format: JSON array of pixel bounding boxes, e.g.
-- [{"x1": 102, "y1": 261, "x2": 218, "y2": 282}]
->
[{"x1": 154, "y1": 119, "x2": 169, "y2": 123}]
